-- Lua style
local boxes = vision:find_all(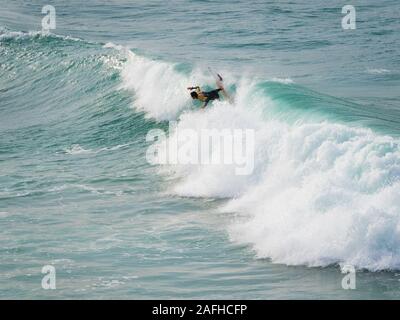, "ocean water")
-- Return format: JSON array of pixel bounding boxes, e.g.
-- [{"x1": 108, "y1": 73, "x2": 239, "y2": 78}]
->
[{"x1": 1, "y1": 0, "x2": 400, "y2": 299}]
